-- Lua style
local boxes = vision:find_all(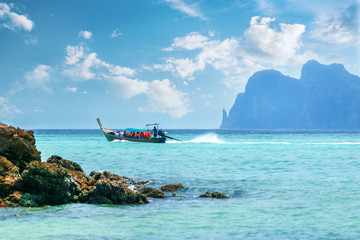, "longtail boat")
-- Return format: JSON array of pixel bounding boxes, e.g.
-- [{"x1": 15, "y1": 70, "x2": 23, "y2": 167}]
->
[{"x1": 97, "y1": 118, "x2": 180, "y2": 143}]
